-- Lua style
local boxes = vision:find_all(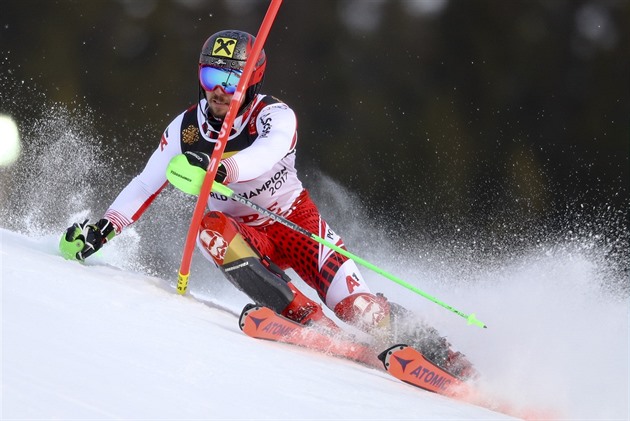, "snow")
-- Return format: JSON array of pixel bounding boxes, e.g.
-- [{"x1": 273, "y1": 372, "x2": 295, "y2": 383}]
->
[
  {"x1": 2, "y1": 226, "x2": 628, "y2": 421},
  {"x1": 2, "y1": 228, "x2": 520, "y2": 420}
]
